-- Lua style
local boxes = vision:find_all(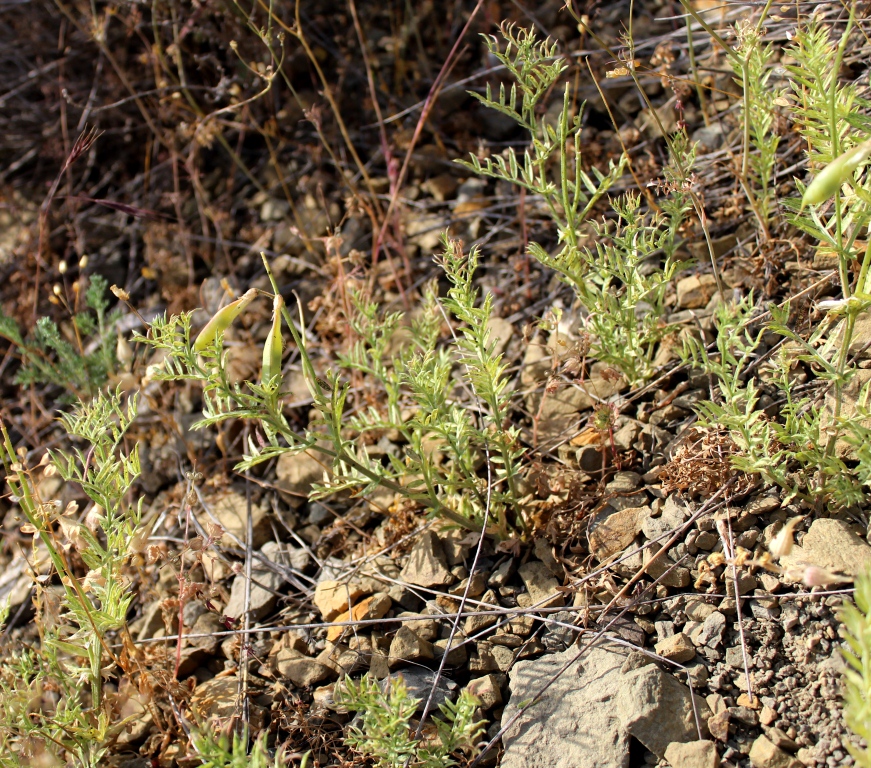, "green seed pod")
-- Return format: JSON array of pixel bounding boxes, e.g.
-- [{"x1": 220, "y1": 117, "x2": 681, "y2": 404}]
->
[
  {"x1": 193, "y1": 288, "x2": 257, "y2": 352},
  {"x1": 262, "y1": 294, "x2": 284, "y2": 384},
  {"x1": 801, "y1": 139, "x2": 871, "y2": 209}
]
